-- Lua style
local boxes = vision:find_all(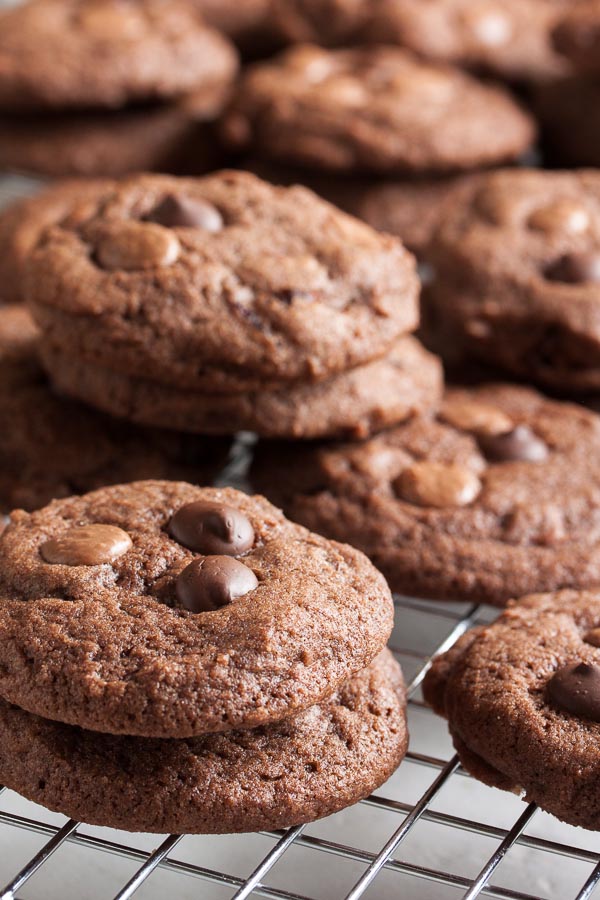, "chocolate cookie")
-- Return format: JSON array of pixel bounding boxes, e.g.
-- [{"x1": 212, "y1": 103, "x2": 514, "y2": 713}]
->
[
  {"x1": 0, "y1": 481, "x2": 394, "y2": 737},
  {"x1": 40, "y1": 336, "x2": 442, "y2": 440},
  {"x1": 272, "y1": 0, "x2": 571, "y2": 80},
  {"x1": 423, "y1": 590, "x2": 600, "y2": 830},
  {"x1": 427, "y1": 168, "x2": 600, "y2": 391},
  {"x1": 0, "y1": 99, "x2": 227, "y2": 180},
  {"x1": 0, "y1": 179, "x2": 113, "y2": 305},
  {"x1": 553, "y1": 1, "x2": 600, "y2": 73},
  {"x1": 221, "y1": 45, "x2": 536, "y2": 174},
  {"x1": 0, "y1": 0, "x2": 238, "y2": 112},
  {"x1": 367, "y1": 0, "x2": 572, "y2": 81},
  {"x1": 0, "y1": 649, "x2": 406, "y2": 834},
  {"x1": 0, "y1": 306, "x2": 229, "y2": 512},
  {"x1": 252, "y1": 383, "x2": 600, "y2": 606},
  {"x1": 25, "y1": 170, "x2": 419, "y2": 391}
]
